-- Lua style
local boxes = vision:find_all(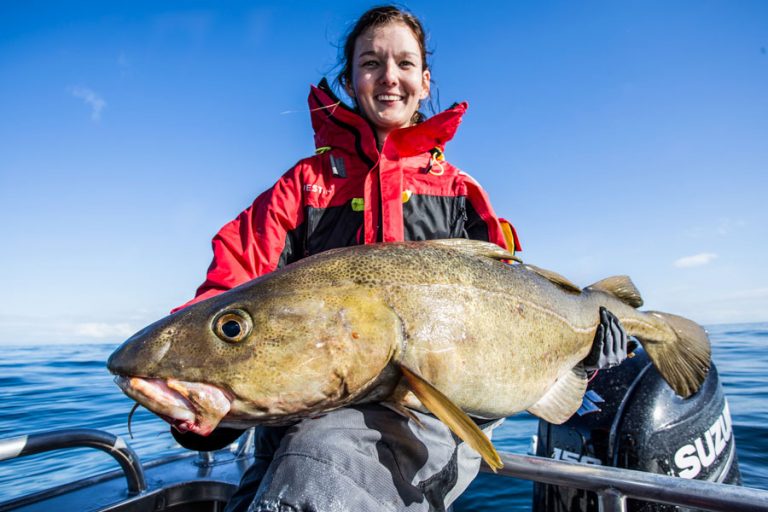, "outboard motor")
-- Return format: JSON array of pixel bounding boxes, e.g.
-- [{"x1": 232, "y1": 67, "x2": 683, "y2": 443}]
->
[{"x1": 532, "y1": 346, "x2": 741, "y2": 511}]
